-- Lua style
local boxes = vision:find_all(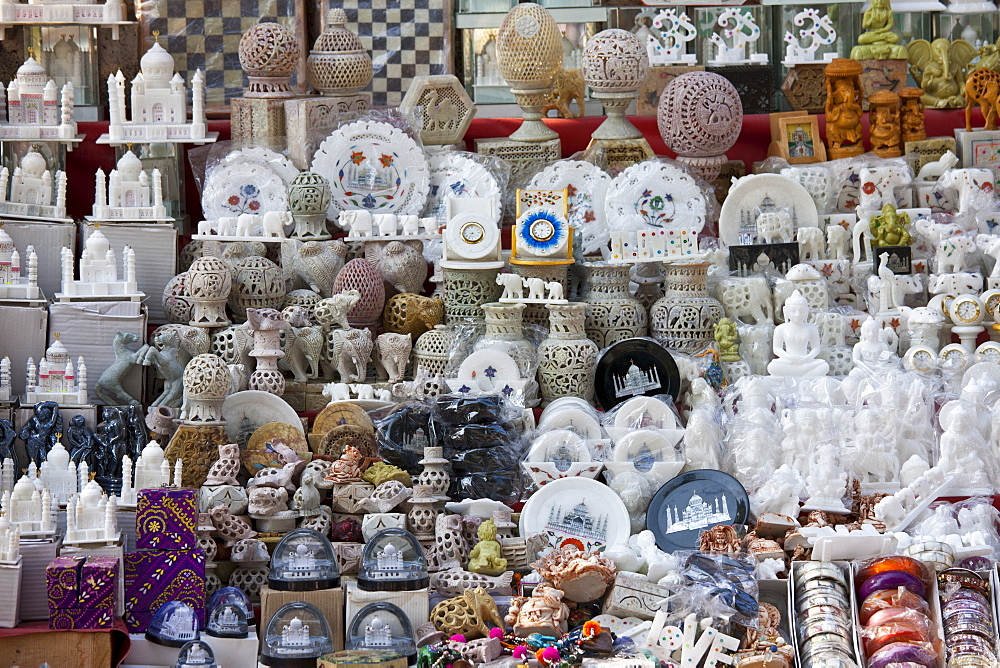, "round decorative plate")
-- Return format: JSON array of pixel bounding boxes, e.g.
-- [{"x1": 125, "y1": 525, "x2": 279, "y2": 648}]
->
[
  {"x1": 202, "y1": 160, "x2": 290, "y2": 222},
  {"x1": 519, "y1": 476, "x2": 630, "y2": 553},
  {"x1": 537, "y1": 407, "x2": 603, "y2": 440},
  {"x1": 646, "y1": 469, "x2": 750, "y2": 553},
  {"x1": 318, "y1": 424, "x2": 378, "y2": 459},
  {"x1": 605, "y1": 161, "x2": 706, "y2": 234},
  {"x1": 222, "y1": 390, "x2": 304, "y2": 445},
  {"x1": 594, "y1": 337, "x2": 681, "y2": 412},
  {"x1": 245, "y1": 421, "x2": 311, "y2": 474},
  {"x1": 221, "y1": 146, "x2": 299, "y2": 185},
  {"x1": 424, "y1": 152, "x2": 501, "y2": 226},
  {"x1": 311, "y1": 119, "x2": 430, "y2": 219},
  {"x1": 313, "y1": 402, "x2": 374, "y2": 436},
  {"x1": 718, "y1": 173, "x2": 819, "y2": 247},
  {"x1": 529, "y1": 160, "x2": 611, "y2": 255}
]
